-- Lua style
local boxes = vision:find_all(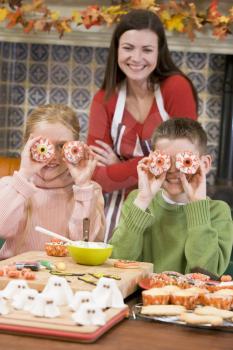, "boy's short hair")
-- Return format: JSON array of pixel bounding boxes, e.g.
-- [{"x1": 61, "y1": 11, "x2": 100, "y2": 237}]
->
[{"x1": 152, "y1": 118, "x2": 207, "y2": 154}]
